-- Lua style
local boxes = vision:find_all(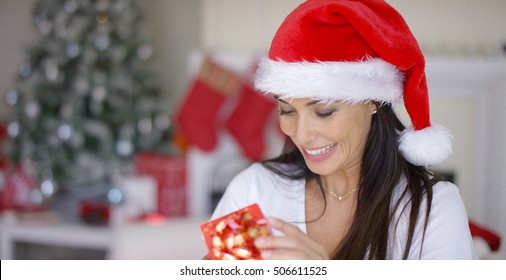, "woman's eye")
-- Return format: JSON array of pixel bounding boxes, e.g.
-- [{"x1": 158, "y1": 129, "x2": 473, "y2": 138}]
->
[
  {"x1": 316, "y1": 109, "x2": 336, "y2": 118},
  {"x1": 278, "y1": 109, "x2": 294, "y2": 116}
]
